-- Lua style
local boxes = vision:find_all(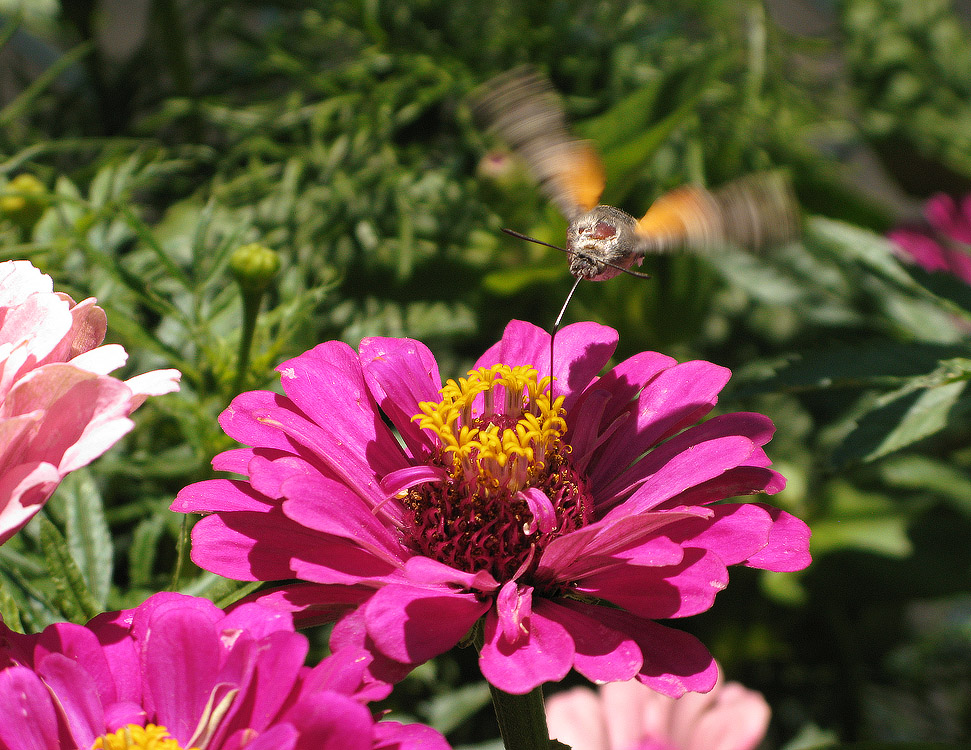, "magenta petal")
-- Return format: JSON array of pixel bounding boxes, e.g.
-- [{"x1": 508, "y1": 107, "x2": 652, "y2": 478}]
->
[
  {"x1": 143, "y1": 607, "x2": 222, "y2": 744},
  {"x1": 661, "y1": 466, "x2": 786, "y2": 509},
  {"x1": 330, "y1": 607, "x2": 414, "y2": 694},
  {"x1": 0, "y1": 666, "x2": 61, "y2": 750},
  {"x1": 589, "y1": 360, "x2": 732, "y2": 485},
  {"x1": 663, "y1": 503, "x2": 774, "y2": 566},
  {"x1": 365, "y1": 584, "x2": 490, "y2": 664},
  {"x1": 171, "y1": 478, "x2": 276, "y2": 514},
  {"x1": 496, "y1": 582, "x2": 532, "y2": 644},
  {"x1": 603, "y1": 436, "x2": 757, "y2": 520},
  {"x1": 592, "y1": 607, "x2": 717, "y2": 698},
  {"x1": 600, "y1": 413, "x2": 776, "y2": 502},
  {"x1": 278, "y1": 341, "x2": 407, "y2": 474},
  {"x1": 519, "y1": 487, "x2": 555, "y2": 534},
  {"x1": 372, "y1": 721, "x2": 451, "y2": 750},
  {"x1": 539, "y1": 599, "x2": 642, "y2": 684},
  {"x1": 479, "y1": 604, "x2": 574, "y2": 694},
  {"x1": 473, "y1": 320, "x2": 617, "y2": 409},
  {"x1": 286, "y1": 691, "x2": 373, "y2": 750},
  {"x1": 230, "y1": 630, "x2": 308, "y2": 733},
  {"x1": 189, "y1": 512, "x2": 398, "y2": 584},
  {"x1": 577, "y1": 548, "x2": 728, "y2": 619},
  {"x1": 572, "y1": 350, "x2": 677, "y2": 428},
  {"x1": 35, "y1": 653, "x2": 103, "y2": 749},
  {"x1": 280, "y1": 472, "x2": 406, "y2": 564},
  {"x1": 402, "y1": 556, "x2": 500, "y2": 592},
  {"x1": 549, "y1": 323, "x2": 619, "y2": 413},
  {"x1": 537, "y1": 511, "x2": 696, "y2": 582},
  {"x1": 743, "y1": 506, "x2": 812, "y2": 571},
  {"x1": 358, "y1": 336, "x2": 443, "y2": 460},
  {"x1": 229, "y1": 724, "x2": 298, "y2": 750}
]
